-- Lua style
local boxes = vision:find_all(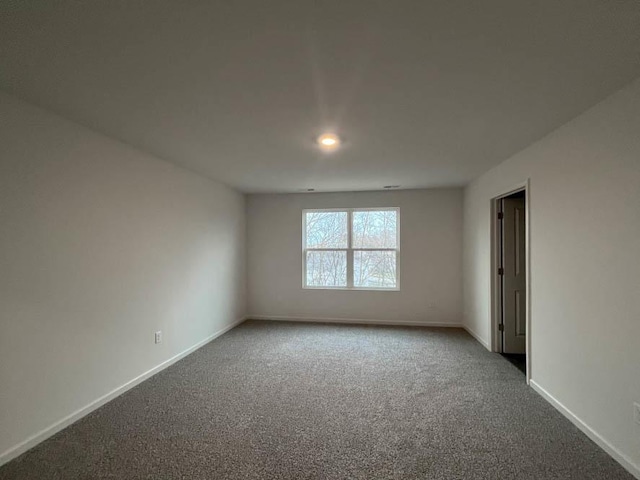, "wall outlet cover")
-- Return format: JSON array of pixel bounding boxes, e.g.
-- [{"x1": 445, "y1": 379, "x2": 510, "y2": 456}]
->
[
  {"x1": 155, "y1": 331, "x2": 162, "y2": 344},
  {"x1": 634, "y1": 402, "x2": 640, "y2": 425}
]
